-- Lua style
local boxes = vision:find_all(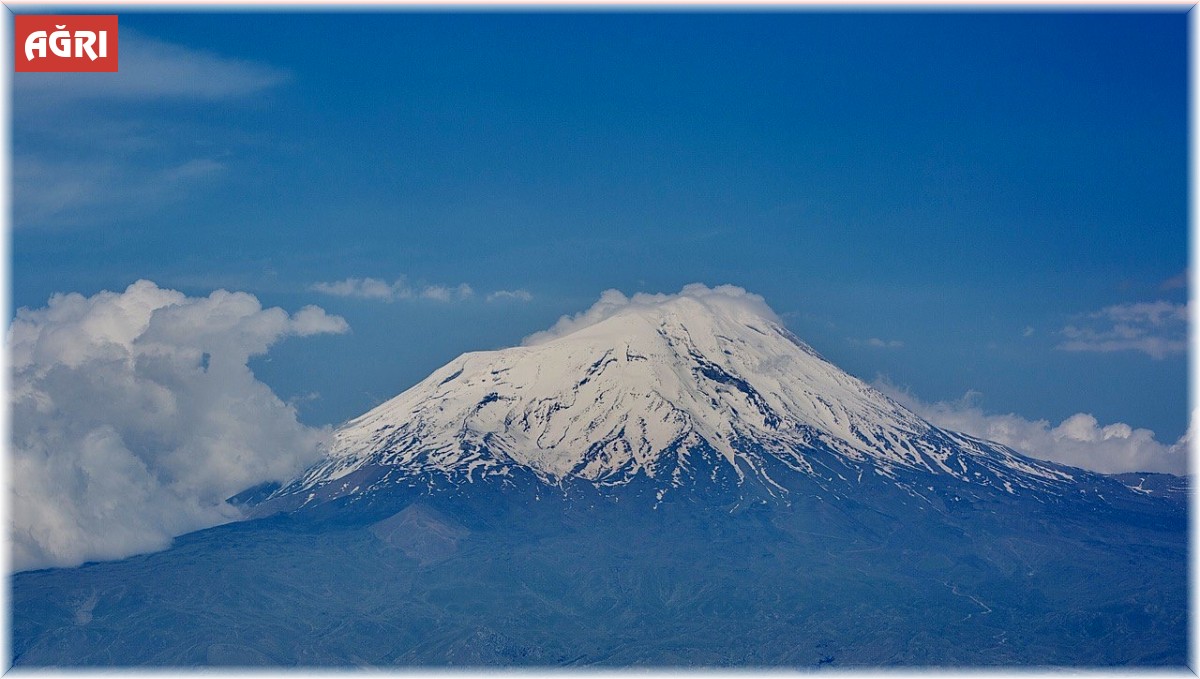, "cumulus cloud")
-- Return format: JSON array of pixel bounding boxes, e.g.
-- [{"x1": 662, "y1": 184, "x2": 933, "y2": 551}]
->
[
  {"x1": 289, "y1": 305, "x2": 352, "y2": 335},
  {"x1": 10, "y1": 281, "x2": 348, "y2": 572},
  {"x1": 310, "y1": 277, "x2": 474, "y2": 303},
  {"x1": 875, "y1": 380, "x2": 1189, "y2": 475},
  {"x1": 523, "y1": 284, "x2": 776, "y2": 346},
  {"x1": 1058, "y1": 301, "x2": 1188, "y2": 359},
  {"x1": 486, "y1": 289, "x2": 534, "y2": 303}
]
